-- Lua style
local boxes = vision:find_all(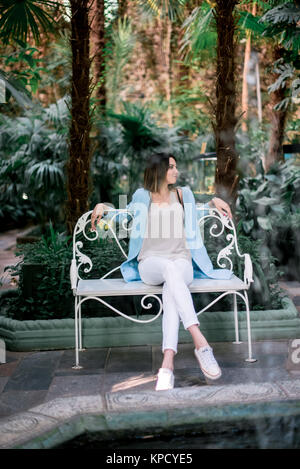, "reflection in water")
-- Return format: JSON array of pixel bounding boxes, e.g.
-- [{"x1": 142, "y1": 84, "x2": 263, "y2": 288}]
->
[{"x1": 56, "y1": 413, "x2": 300, "y2": 449}]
